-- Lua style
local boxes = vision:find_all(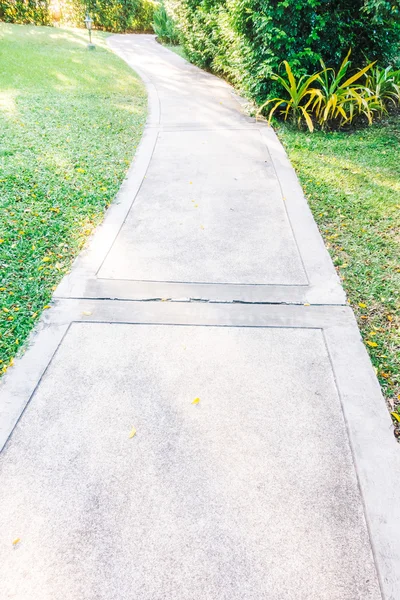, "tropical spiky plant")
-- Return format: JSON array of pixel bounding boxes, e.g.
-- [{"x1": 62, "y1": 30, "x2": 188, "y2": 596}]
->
[
  {"x1": 313, "y1": 50, "x2": 378, "y2": 128},
  {"x1": 257, "y1": 61, "x2": 321, "y2": 132},
  {"x1": 152, "y1": 2, "x2": 180, "y2": 44},
  {"x1": 365, "y1": 65, "x2": 400, "y2": 112}
]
